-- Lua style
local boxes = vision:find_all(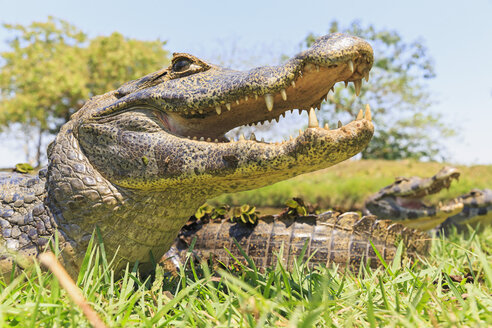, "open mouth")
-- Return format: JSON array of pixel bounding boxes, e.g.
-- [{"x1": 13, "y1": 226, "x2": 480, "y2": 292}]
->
[
  {"x1": 392, "y1": 167, "x2": 462, "y2": 210},
  {"x1": 161, "y1": 55, "x2": 372, "y2": 143},
  {"x1": 376, "y1": 167, "x2": 465, "y2": 229}
]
